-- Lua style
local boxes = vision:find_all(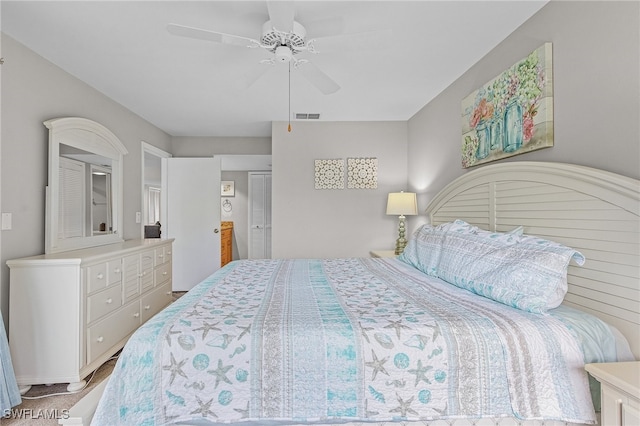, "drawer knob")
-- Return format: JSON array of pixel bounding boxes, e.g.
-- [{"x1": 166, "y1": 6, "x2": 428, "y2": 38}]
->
[
  {"x1": 133, "y1": 312, "x2": 140, "y2": 318},
  {"x1": 163, "y1": 271, "x2": 168, "y2": 276},
  {"x1": 166, "y1": 291, "x2": 171, "y2": 295},
  {"x1": 105, "y1": 298, "x2": 113, "y2": 304},
  {"x1": 144, "y1": 305, "x2": 151, "y2": 310},
  {"x1": 114, "y1": 268, "x2": 121, "y2": 274},
  {"x1": 97, "y1": 273, "x2": 104, "y2": 280},
  {"x1": 96, "y1": 336, "x2": 104, "y2": 343},
  {"x1": 158, "y1": 254, "x2": 164, "y2": 258}
]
